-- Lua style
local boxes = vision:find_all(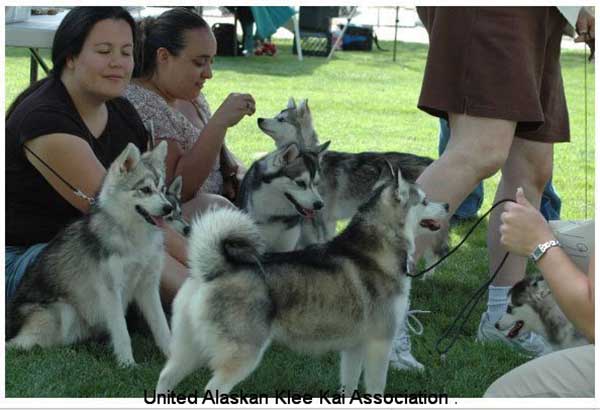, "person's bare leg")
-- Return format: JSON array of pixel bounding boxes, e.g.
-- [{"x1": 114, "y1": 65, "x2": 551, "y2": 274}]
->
[
  {"x1": 416, "y1": 113, "x2": 516, "y2": 215},
  {"x1": 183, "y1": 193, "x2": 235, "y2": 221},
  {"x1": 414, "y1": 113, "x2": 516, "y2": 261},
  {"x1": 488, "y1": 139, "x2": 553, "y2": 287},
  {"x1": 161, "y1": 254, "x2": 189, "y2": 308}
]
